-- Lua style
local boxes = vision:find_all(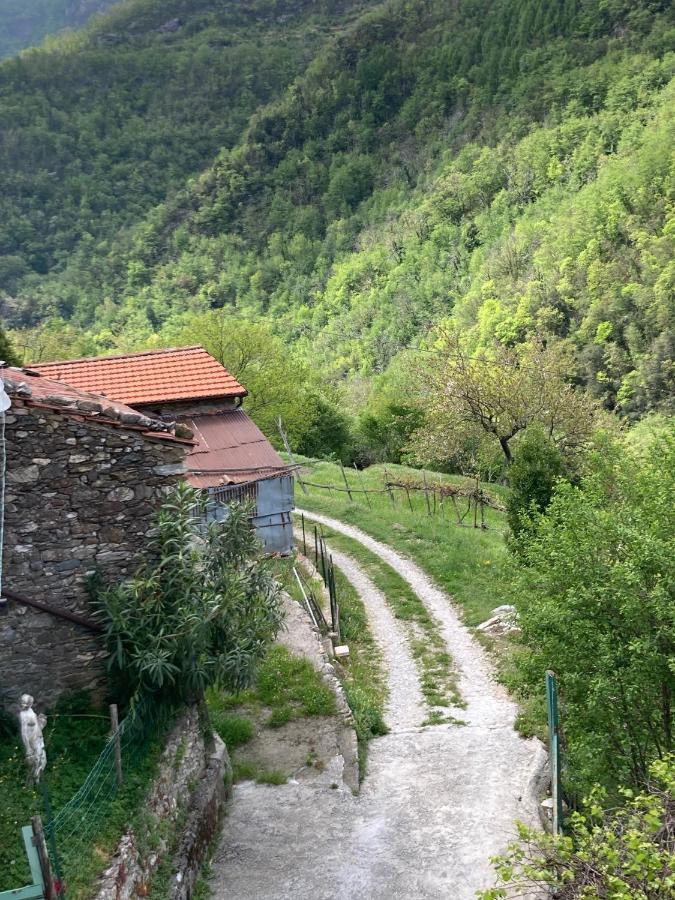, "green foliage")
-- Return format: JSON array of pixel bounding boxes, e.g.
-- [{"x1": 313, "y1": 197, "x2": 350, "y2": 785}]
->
[
  {"x1": 0, "y1": 0, "x2": 373, "y2": 324},
  {"x1": 1, "y1": 0, "x2": 674, "y2": 447},
  {"x1": 0, "y1": 324, "x2": 20, "y2": 366},
  {"x1": 506, "y1": 426, "x2": 567, "y2": 535},
  {"x1": 411, "y1": 335, "x2": 597, "y2": 469},
  {"x1": 507, "y1": 428, "x2": 675, "y2": 794},
  {"x1": 96, "y1": 482, "x2": 284, "y2": 705},
  {"x1": 165, "y1": 312, "x2": 353, "y2": 455},
  {"x1": 0, "y1": 692, "x2": 166, "y2": 896},
  {"x1": 209, "y1": 712, "x2": 254, "y2": 750},
  {"x1": 479, "y1": 756, "x2": 675, "y2": 900}
]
